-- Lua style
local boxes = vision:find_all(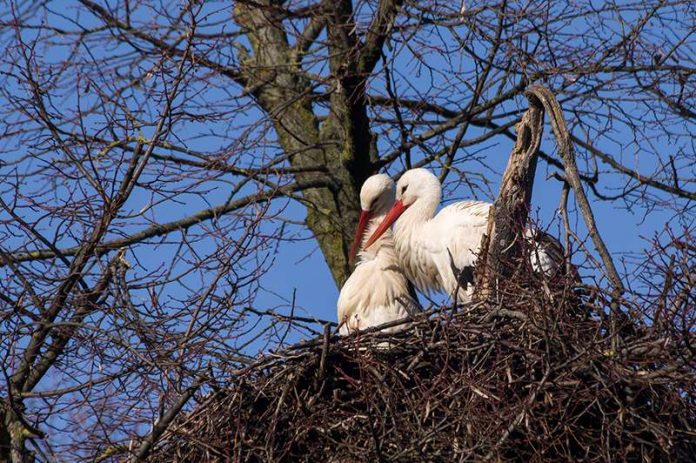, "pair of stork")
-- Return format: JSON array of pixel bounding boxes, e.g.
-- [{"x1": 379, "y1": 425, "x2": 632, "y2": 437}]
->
[{"x1": 337, "y1": 168, "x2": 563, "y2": 335}]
